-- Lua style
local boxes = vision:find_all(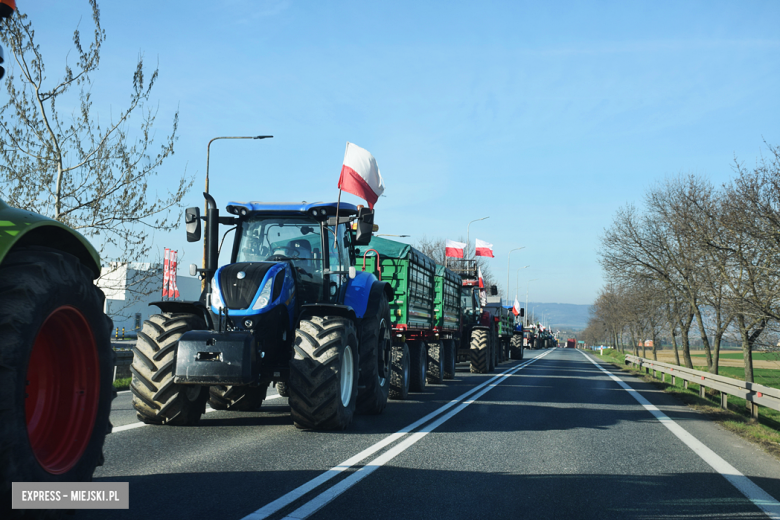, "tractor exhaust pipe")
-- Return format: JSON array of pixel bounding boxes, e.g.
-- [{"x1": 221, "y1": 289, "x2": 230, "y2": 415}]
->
[{"x1": 204, "y1": 192, "x2": 219, "y2": 279}]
